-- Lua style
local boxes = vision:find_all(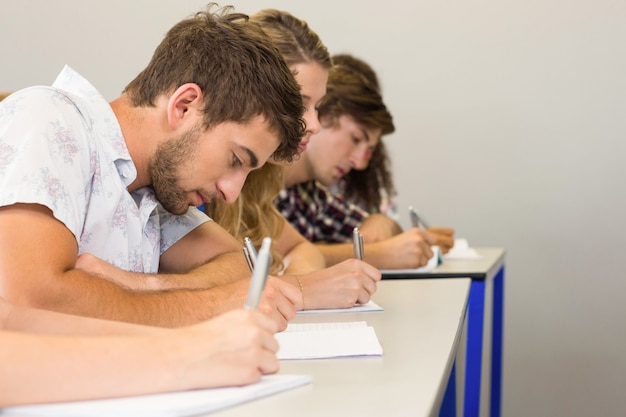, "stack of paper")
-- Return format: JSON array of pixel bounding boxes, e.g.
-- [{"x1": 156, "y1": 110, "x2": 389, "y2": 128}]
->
[
  {"x1": 0, "y1": 374, "x2": 312, "y2": 417},
  {"x1": 276, "y1": 321, "x2": 383, "y2": 359},
  {"x1": 443, "y1": 238, "x2": 483, "y2": 260}
]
